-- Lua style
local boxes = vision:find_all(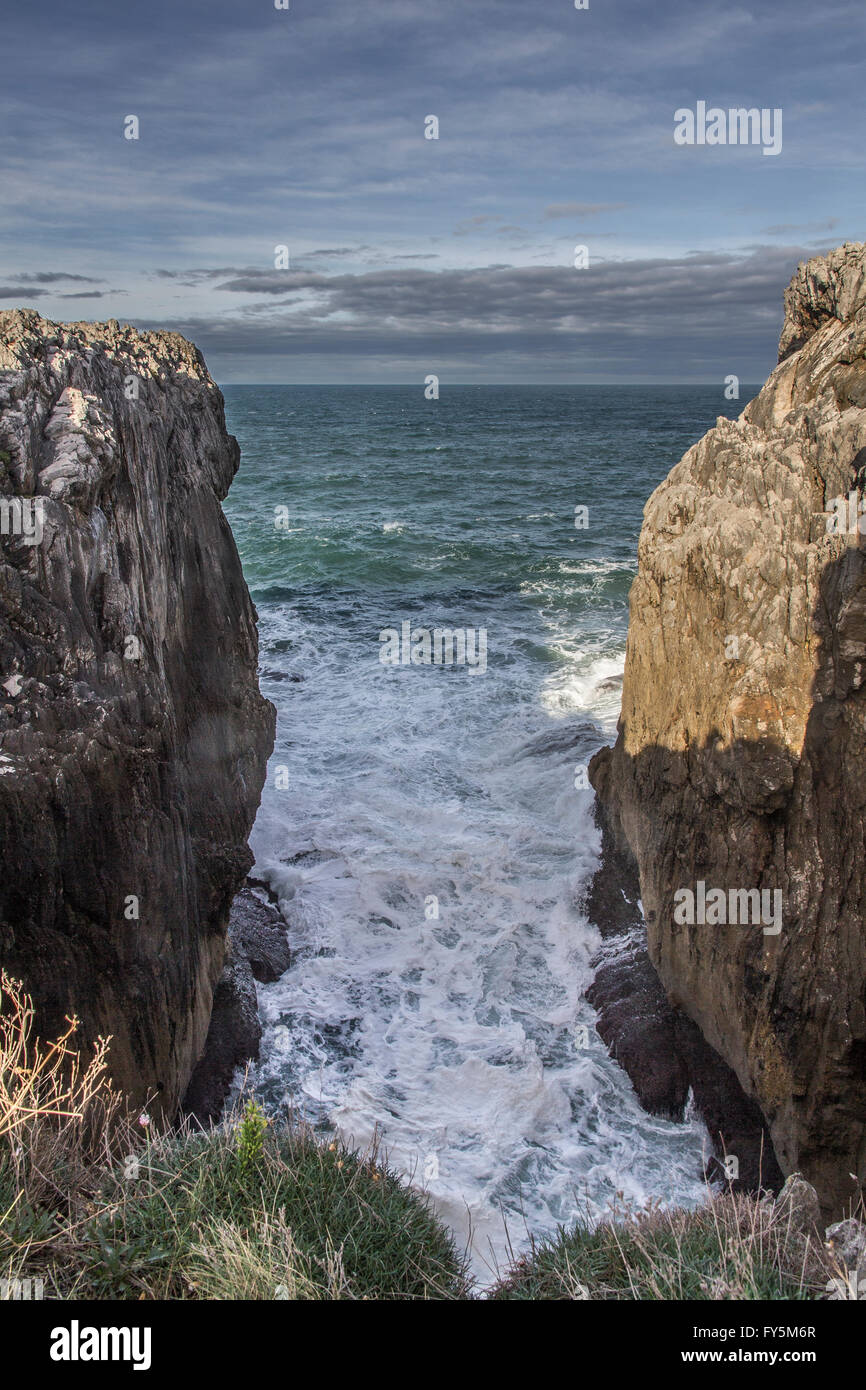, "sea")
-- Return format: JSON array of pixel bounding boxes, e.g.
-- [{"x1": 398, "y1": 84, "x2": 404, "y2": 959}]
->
[{"x1": 219, "y1": 383, "x2": 753, "y2": 1286}]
